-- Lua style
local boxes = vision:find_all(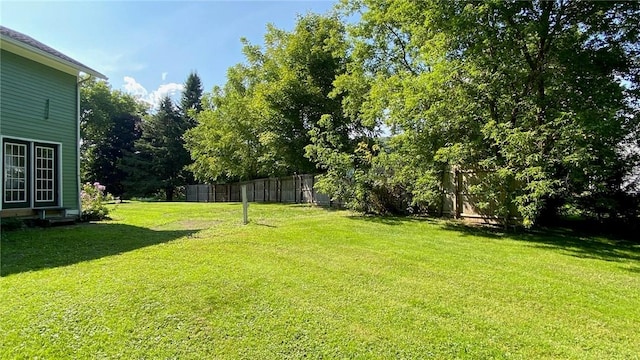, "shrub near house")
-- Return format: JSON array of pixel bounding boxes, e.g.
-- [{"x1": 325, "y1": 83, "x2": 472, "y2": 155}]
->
[{"x1": 80, "y1": 182, "x2": 113, "y2": 221}]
